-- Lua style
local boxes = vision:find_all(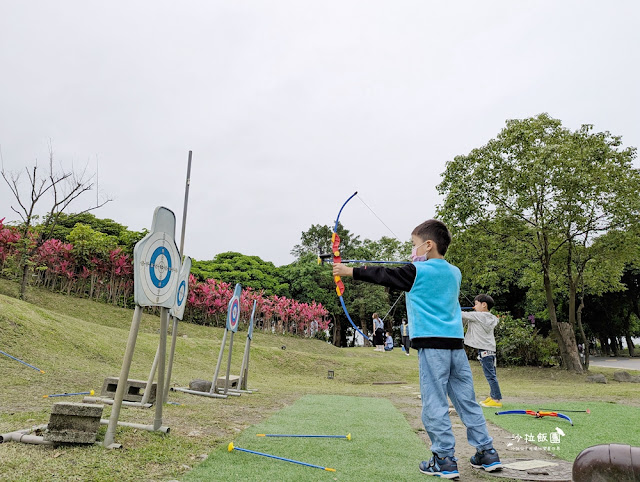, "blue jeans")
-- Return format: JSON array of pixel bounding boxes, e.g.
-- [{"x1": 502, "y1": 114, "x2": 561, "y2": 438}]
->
[
  {"x1": 418, "y1": 348, "x2": 494, "y2": 458},
  {"x1": 480, "y1": 352, "x2": 502, "y2": 400}
]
